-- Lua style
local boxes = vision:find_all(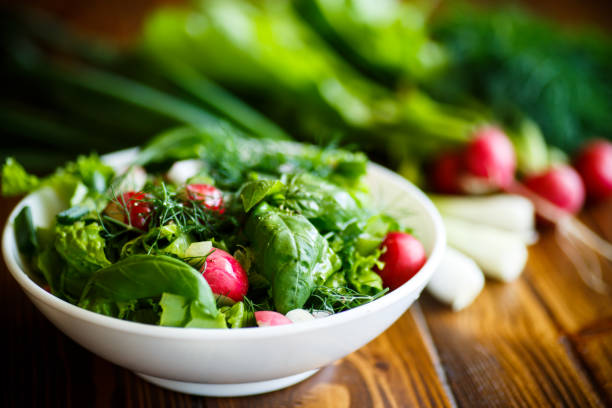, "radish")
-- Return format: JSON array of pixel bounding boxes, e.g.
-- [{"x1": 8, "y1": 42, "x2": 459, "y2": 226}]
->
[
  {"x1": 200, "y1": 248, "x2": 248, "y2": 303},
  {"x1": 183, "y1": 183, "x2": 224, "y2": 213},
  {"x1": 574, "y1": 139, "x2": 612, "y2": 201},
  {"x1": 463, "y1": 126, "x2": 516, "y2": 192},
  {"x1": 429, "y1": 152, "x2": 462, "y2": 194},
  {"x1": 104, "y1": 191, "x2": 152, "y2": 230},
  {"x1": 523, "y1": 165, "x2": 585, "y2": 215},
  {"x1": 255, "y1": 311, "x2": 293, "y2": 327},
  {"x1": 374, "y1": 232, "x2": 427, "y2": 290}
]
